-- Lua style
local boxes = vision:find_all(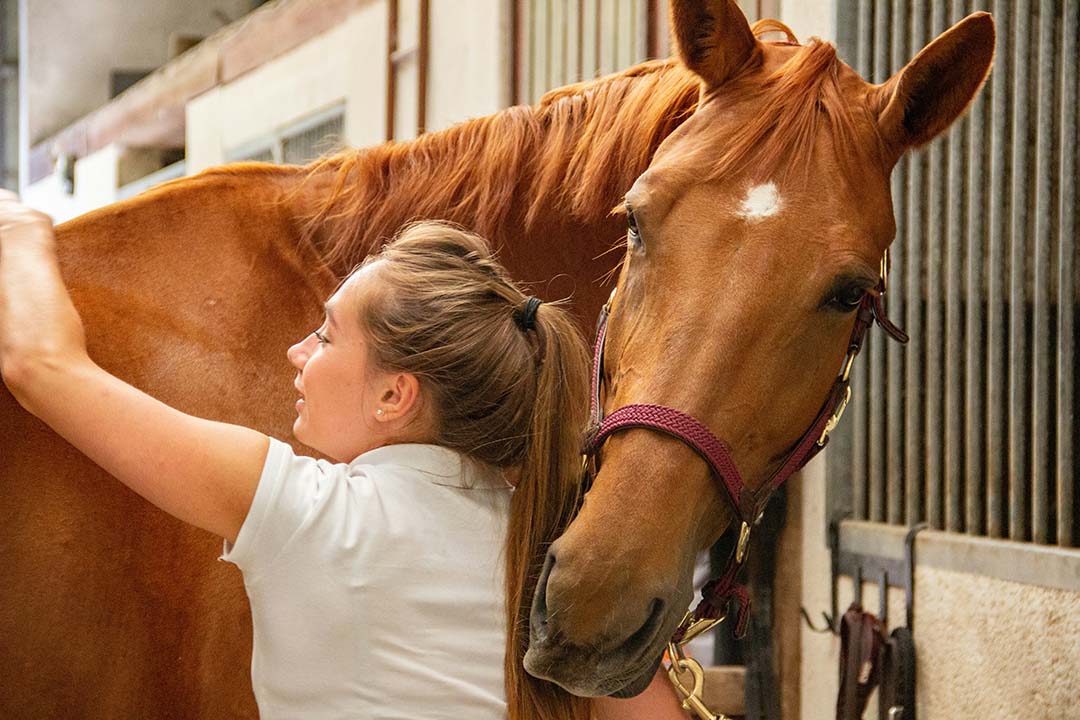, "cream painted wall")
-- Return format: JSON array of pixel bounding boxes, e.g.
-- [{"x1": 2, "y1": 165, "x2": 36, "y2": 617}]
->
[
  {"x1": 779, "y1": 0, "x2": 834, "y2": 43},
  {"x1": 426, "y1": 0, "x2": 510, "y2": 133},
  {"x1": 27, "y1": 0, "x2": 255, "y2": 144},
  {"x1": 186, "y1": 4, "x2": 388, "y2": 174},
  {"x1": 186, "y1": 0, "x2": 509, "y2": 175}
]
